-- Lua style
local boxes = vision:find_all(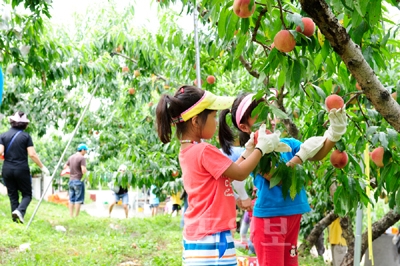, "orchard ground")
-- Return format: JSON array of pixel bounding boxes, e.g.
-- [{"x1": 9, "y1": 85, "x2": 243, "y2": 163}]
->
[{"x1": 0, "y1": 183, "x2": 377, "y2": 266}]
